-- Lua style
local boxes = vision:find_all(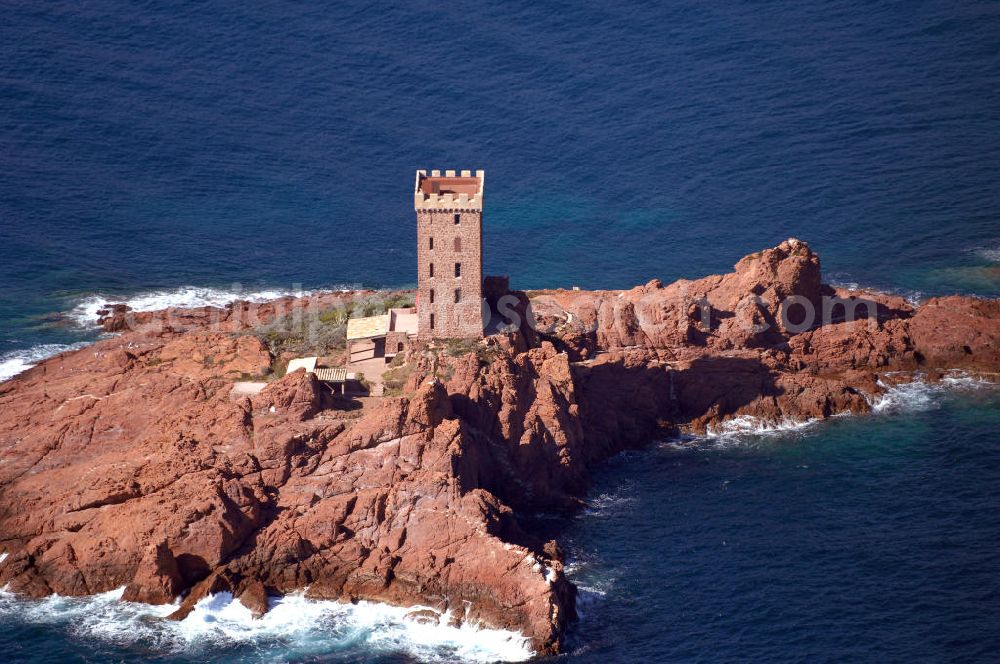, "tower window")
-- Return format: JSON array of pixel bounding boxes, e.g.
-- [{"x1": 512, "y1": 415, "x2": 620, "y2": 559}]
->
[
  {"x1": 429, "y1": 289, "x2": 435, "y2": 304},
  {"x1": 430, "y1": 313, "x2": 435, "y2": 330},
  {"x1": 454, "y1": 236, "x2": 462, "y2": 252},
  {"x1": 397, "y1": 342, "x2": 404, "y2": 353},
  {"x1": 429, "y1": 237, "x2": 434, "y2": 250},
  {"x1": 454, "y1": 288, "x2": 461, "y2": 303},
  {"x1": 429, "y1": 263, "x2": 434, "y2": 277},
  {"x1": 454, "y1": 213, "x2": 461, "y2": 225},
  {"x1": 454, "y1": 262, "x2": 461, "y2": 278}
]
